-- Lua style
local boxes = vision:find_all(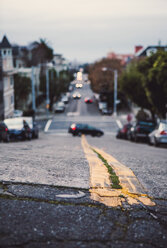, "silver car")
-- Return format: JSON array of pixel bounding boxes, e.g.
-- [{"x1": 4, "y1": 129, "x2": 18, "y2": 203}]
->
[{"x1": 149, "y1": 120, "x2": 167, "y2": 146}]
